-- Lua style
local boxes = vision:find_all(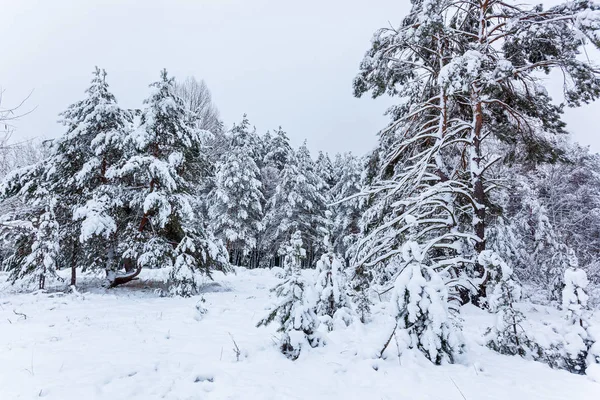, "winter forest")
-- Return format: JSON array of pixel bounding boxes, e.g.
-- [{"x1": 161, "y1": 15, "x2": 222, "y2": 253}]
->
[{"x1": 2, "y1": 1, "x2": 600, "y2": 399}]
